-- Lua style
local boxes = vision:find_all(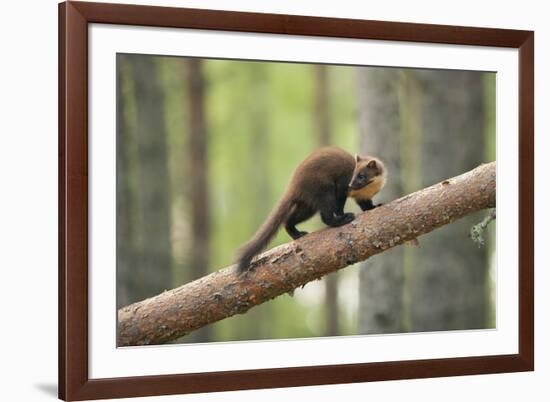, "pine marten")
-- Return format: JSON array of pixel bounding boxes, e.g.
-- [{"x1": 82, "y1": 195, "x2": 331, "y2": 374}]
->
[{"x1": 236, "y1": 146, "x2": 386, "y2": 272}]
